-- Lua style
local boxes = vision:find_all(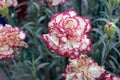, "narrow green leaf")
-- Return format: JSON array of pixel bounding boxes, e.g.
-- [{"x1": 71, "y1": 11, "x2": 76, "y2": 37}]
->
[{"x1": 37, "y1": 63, "x2": 49, "y2": 71}]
